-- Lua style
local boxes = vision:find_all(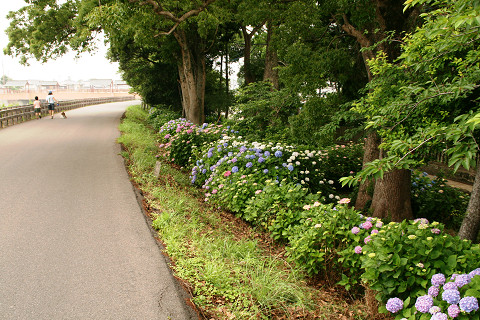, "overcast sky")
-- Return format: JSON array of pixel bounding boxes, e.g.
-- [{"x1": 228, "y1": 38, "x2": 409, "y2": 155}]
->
[{"x1": 0, "y1": 0, "x2": 121, "y2": 82}]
